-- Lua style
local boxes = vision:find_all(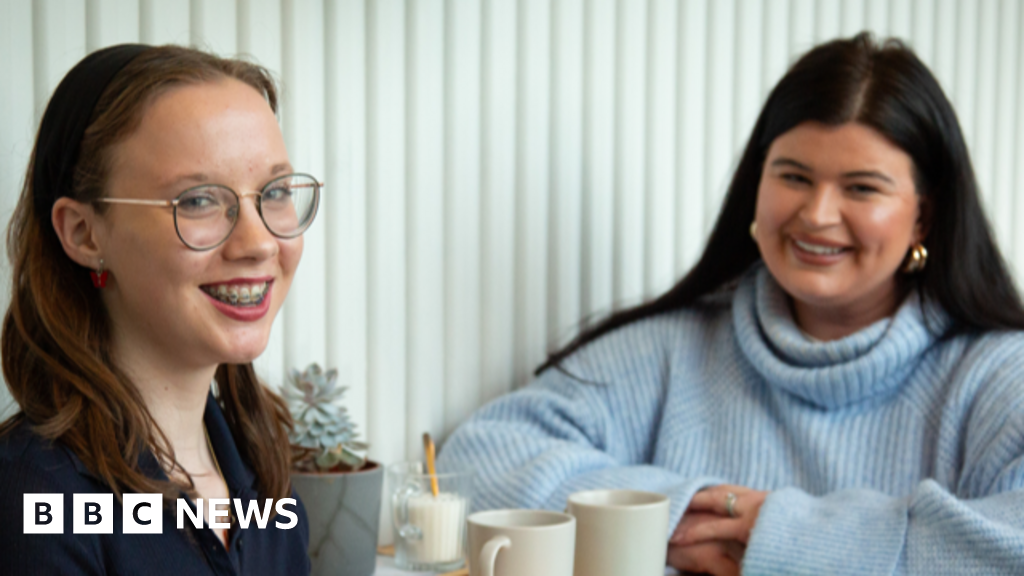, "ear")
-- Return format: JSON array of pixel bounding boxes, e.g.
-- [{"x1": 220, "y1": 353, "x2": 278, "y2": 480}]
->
[
  {"x1": 52, "y1": 197, "x2": 103, "y2": 269},
  {"x1": 913, "y1": 194, "x2": 932, "y2": 244}
]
